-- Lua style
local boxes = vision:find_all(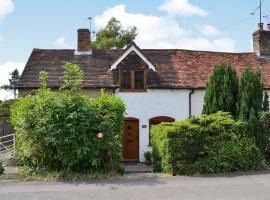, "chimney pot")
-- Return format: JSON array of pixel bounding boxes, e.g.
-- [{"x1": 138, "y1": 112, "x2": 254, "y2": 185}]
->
[
  {"x1": 75, "y1": 29, "x2": 92, "y2": 55},
  {"x1": 258, "y1": 23, "x2": 264, "y2": 31}
]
